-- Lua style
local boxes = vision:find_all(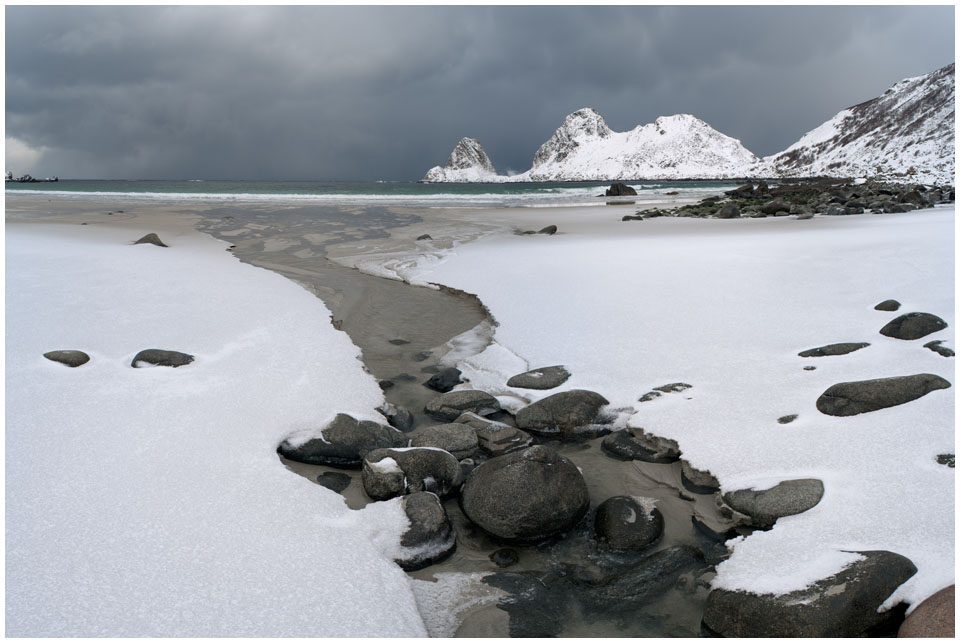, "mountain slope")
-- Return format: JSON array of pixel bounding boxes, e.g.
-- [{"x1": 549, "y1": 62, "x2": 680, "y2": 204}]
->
[
  {"x1": 421, "y1": 137, "x2": 503, "y2": 182},
  {"x1": 512, "y1": 109, "x2": 763, "y2": 181},
  {"x1": 766, "y1": 63, "x2": 955, "y2": 183}
]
